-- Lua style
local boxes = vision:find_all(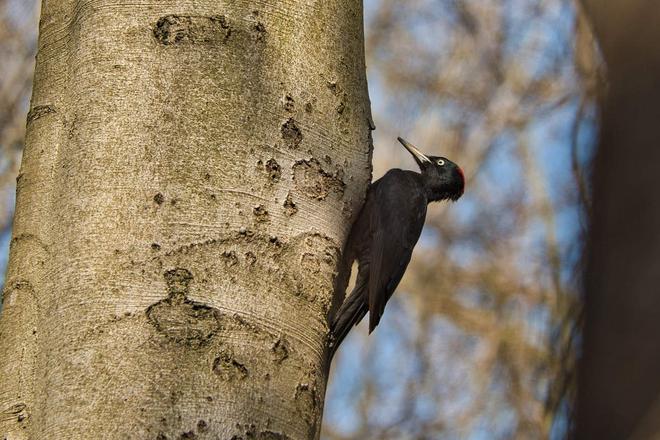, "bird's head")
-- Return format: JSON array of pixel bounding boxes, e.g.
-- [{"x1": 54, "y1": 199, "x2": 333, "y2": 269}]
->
[{"x1": 398, "y1": 137, "x2": 465, "y2": 202}]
